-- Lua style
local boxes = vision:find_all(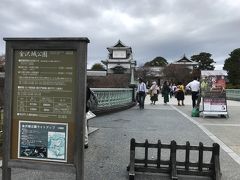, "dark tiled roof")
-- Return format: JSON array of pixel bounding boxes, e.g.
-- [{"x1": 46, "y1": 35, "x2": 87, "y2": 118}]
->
[
  {"x1": 114, "y1": 40, "x2": 126, "y2": 47},
  {"x1": 177, "y1": 54, "x2": 192, "y2": 62},
  {"x1": 108, "y1": 40, "x2": 131, "y2": 49},
  {"x1": 107, "y1": 40, "x2": 132, "y2": 53}
]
